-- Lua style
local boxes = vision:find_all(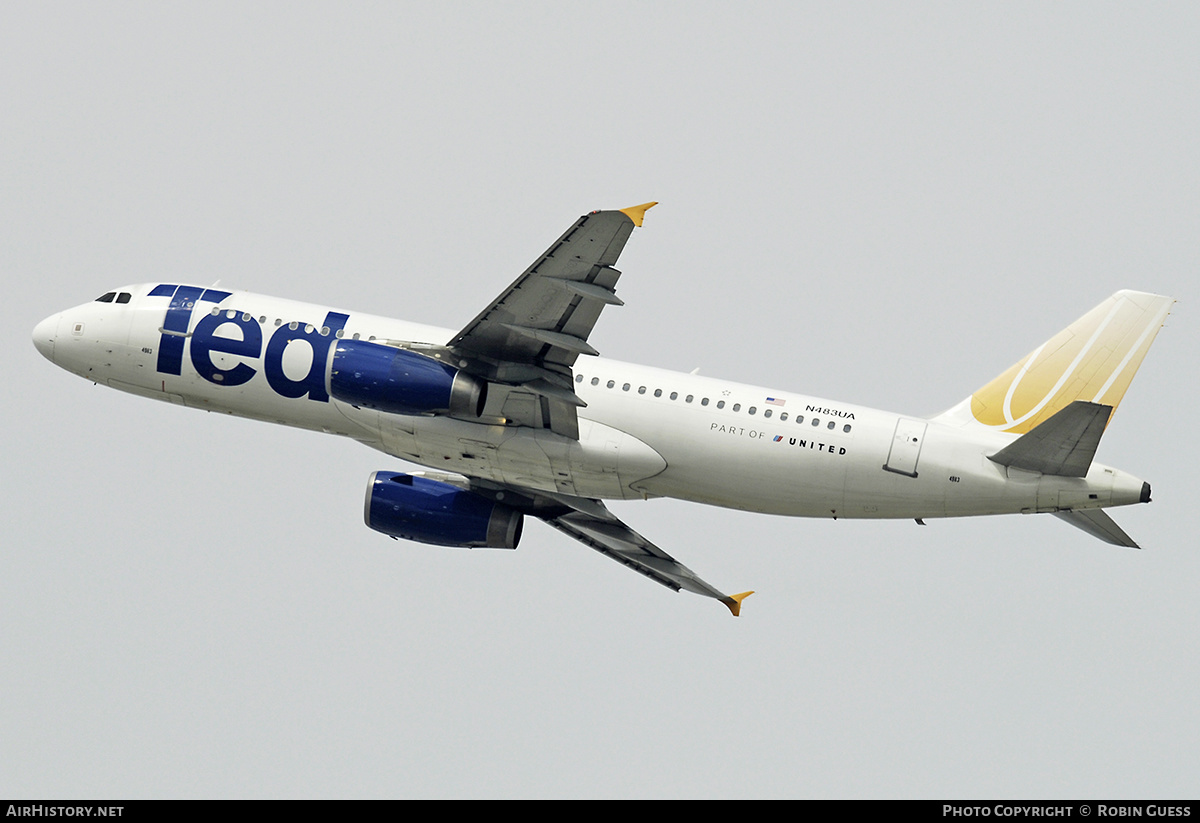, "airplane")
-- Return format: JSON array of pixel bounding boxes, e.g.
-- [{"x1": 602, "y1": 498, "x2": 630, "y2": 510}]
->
[{"x1": 31, "y1": 203, "x2": 1175, "y2": 616}]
